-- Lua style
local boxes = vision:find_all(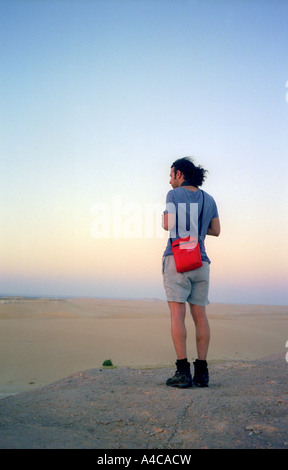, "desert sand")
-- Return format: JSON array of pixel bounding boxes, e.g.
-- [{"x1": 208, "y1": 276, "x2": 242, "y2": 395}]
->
[
  {"x1": 0, "y1": 297, "x2": 287, "y2": 397},
  {"x1": 0, "y1": 297, "x2": 287, "y2": 449}
]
